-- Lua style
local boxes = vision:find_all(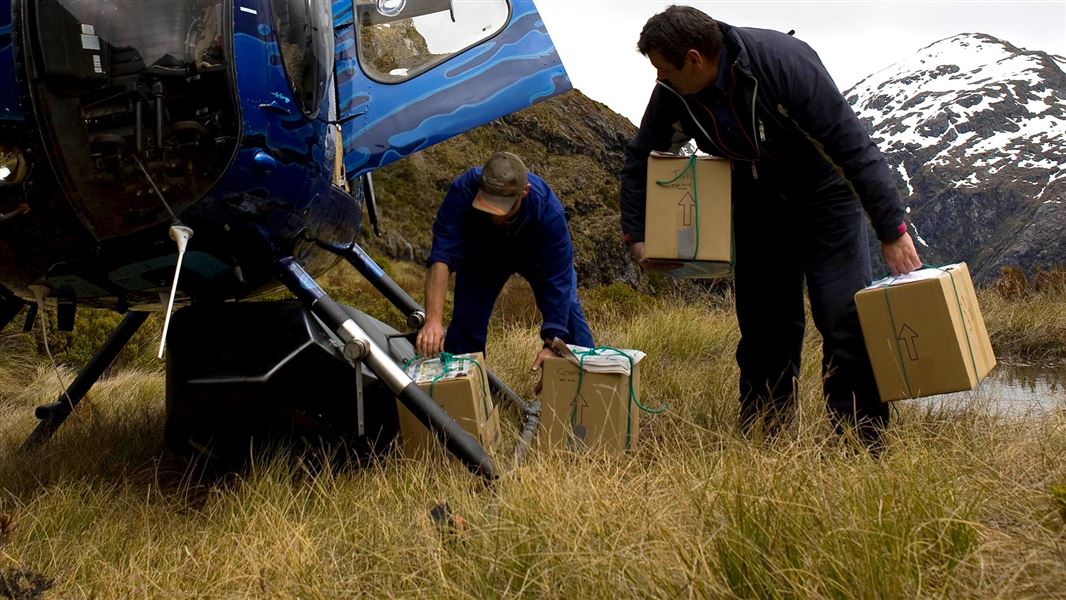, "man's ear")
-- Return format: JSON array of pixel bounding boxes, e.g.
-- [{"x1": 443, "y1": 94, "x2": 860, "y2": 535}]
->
[{"x1": 685, "y1": 49, "x2": 703, "y2": 68}]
